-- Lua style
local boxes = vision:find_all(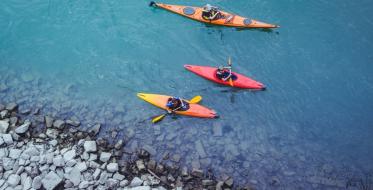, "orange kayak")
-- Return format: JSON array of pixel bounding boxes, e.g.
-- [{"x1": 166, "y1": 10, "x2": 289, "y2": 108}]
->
[
  {"x1": 137, "y1": 93, "x2": 218, "y2": 118},
  {"x1": 150, "y1": 2, "x2": 279, "y2": 29}
]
